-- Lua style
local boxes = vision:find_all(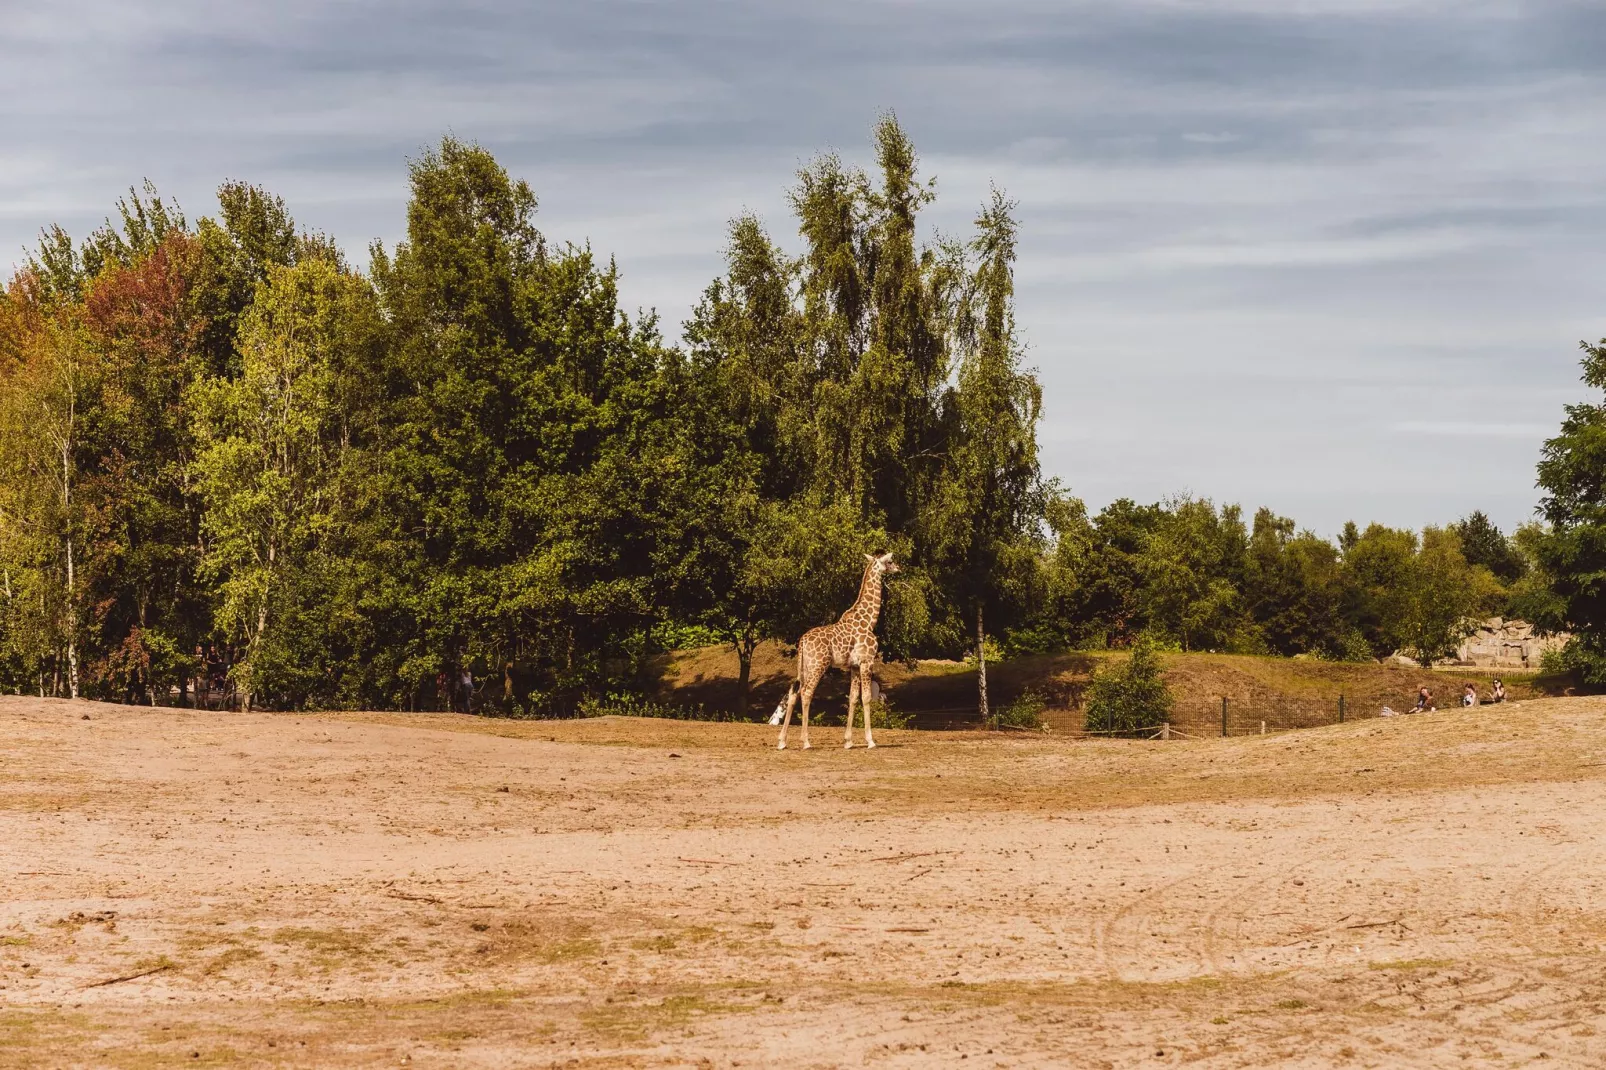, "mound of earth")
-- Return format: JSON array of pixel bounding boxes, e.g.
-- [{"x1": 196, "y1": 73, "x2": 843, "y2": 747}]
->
[{"x1": 653, "y1": 641, "x2": 1553, "y2": 733}]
